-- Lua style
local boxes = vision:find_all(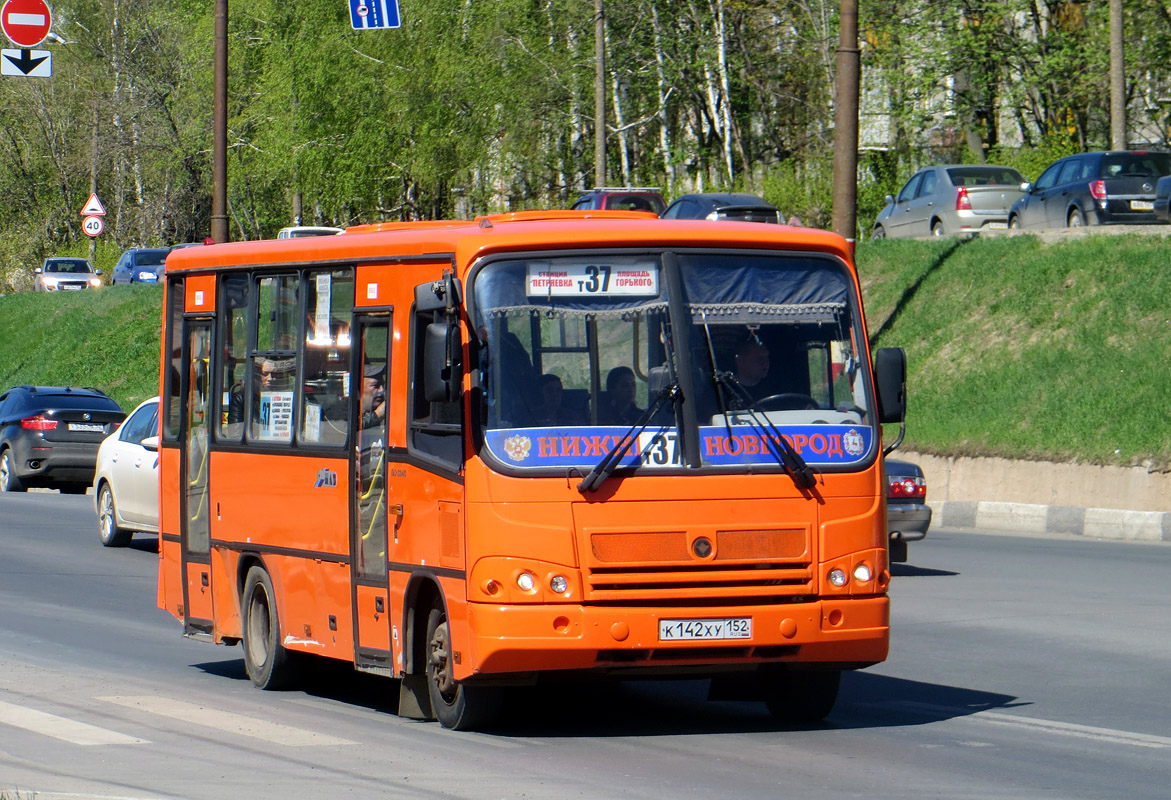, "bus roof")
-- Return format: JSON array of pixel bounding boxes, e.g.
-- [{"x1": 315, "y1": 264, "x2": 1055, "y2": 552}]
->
[{"x1": 164, "y1": 213, "x2": 854, "y2": 275}]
